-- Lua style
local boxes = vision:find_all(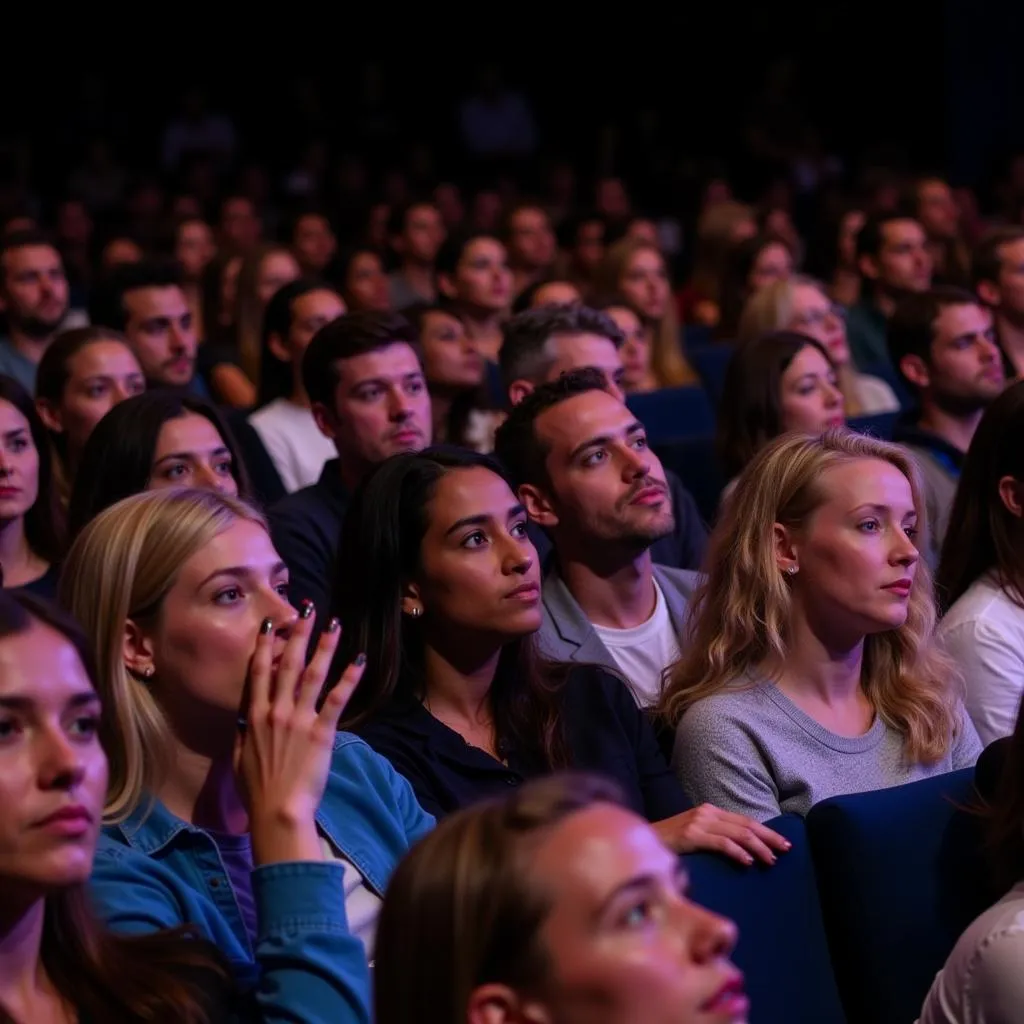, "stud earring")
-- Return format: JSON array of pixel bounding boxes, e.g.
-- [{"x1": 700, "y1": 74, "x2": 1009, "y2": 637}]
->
[
  {"x1": 785, "y1": 566, "x2": 798, "y2": 577},
  {"x1": 145, "y1": 665, "x2": 155, "y2": 678},
  {"x1": 410, "y1": 606, "x2": 422, "y2": 618}
]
